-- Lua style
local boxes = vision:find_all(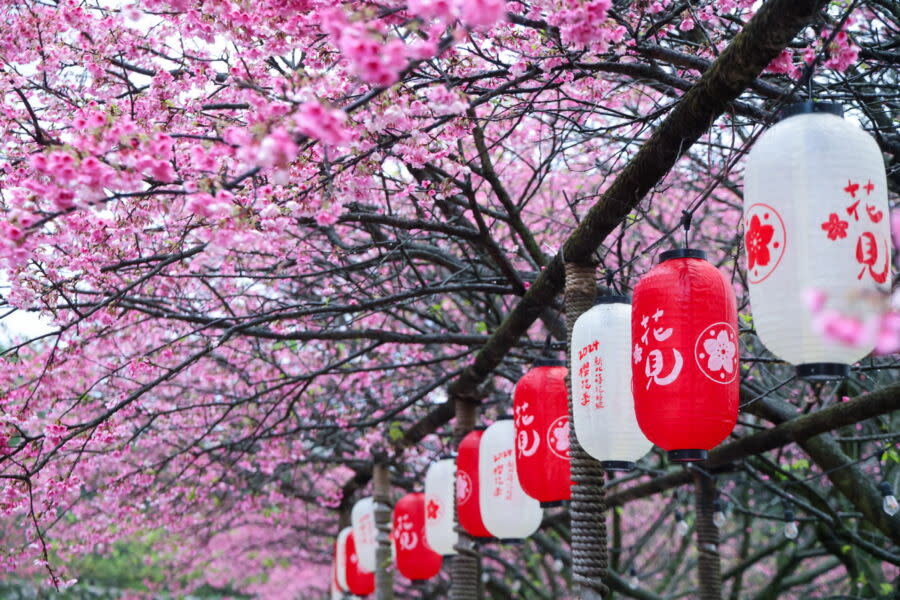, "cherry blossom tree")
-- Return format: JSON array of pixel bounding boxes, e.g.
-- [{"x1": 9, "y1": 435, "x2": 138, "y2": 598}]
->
[{"x1": 0, "y1": 0, "x2": 897, "y2": 598}]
